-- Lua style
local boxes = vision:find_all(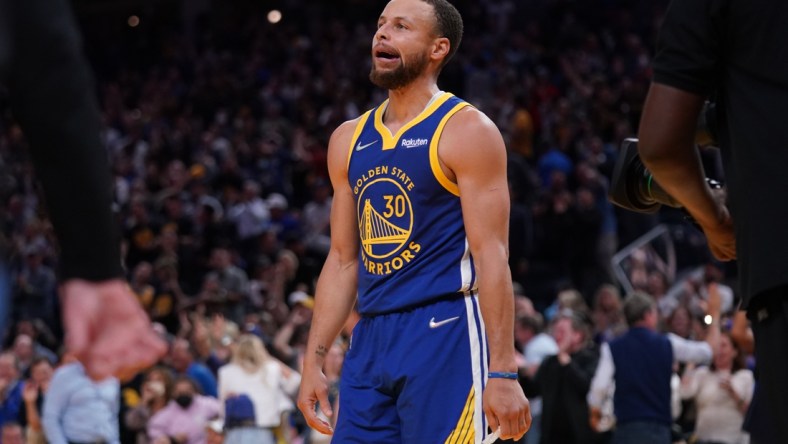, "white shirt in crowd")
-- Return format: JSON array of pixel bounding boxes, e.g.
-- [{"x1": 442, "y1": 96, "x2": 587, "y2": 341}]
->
[{"x1": 218, "y1": 361, "x2": 301, "y2": 428}]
